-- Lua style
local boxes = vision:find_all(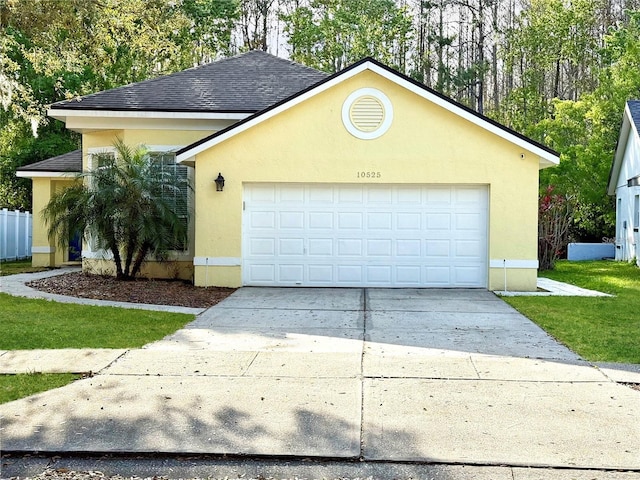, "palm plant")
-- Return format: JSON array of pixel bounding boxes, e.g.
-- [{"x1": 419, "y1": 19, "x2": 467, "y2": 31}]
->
[{"x1": 43, "y1": 139, "x2": 189, "y2": 280}]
